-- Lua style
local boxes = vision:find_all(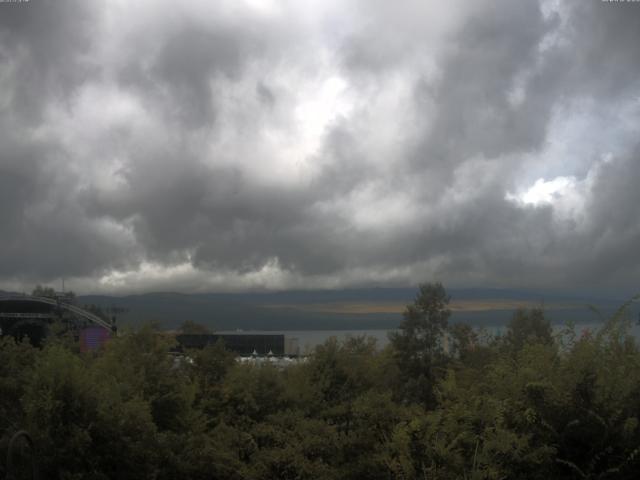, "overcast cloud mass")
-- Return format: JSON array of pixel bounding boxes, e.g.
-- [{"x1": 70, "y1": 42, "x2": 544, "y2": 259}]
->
[{"x1": 1, "y1": 0, "x2": 639, "y2": 294}]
